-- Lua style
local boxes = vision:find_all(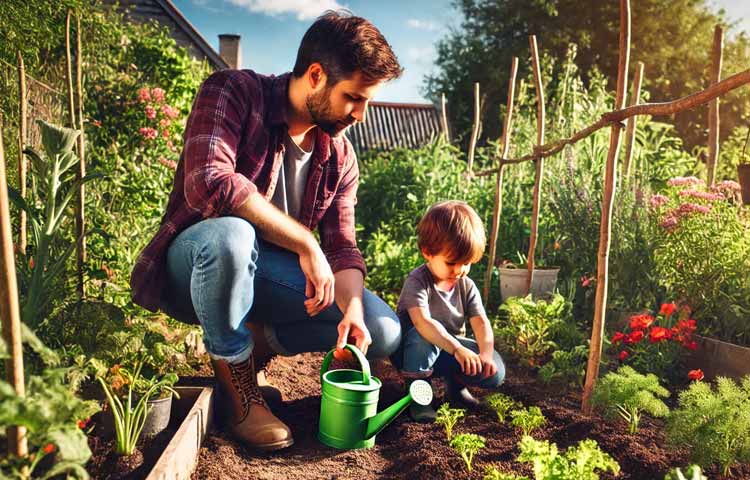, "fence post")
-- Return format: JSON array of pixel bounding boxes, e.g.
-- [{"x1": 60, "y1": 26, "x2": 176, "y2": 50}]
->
[
  {"x1": 466, "y1": 82, "x2": 480, "y2": 176},
  {"x1": 526, "y1": 35, "x2": 546, "y2": 294},
  {"x1": 707, "y1": 25, "x2": 723, "y2": 186},
  {"x1": 483, "y1": 58, "x2": 519, "y2": 305},
  {"x1": 441, "y1": 93, "x2": 450, "y2": 142},
  {"x1": 16, "y1": 52, "x2": 27, "y2": 254},
  {"x1": 622, "y1": 61, "x2": 644, "y2": 181},
  {"x1": 582, "y1": 0, "x2": 631, "y2": 415}
]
